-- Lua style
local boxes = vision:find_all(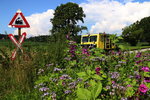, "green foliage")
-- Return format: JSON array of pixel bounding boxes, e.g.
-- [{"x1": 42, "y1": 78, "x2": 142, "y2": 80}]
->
[
  {"x1": 122, "y1": 16, "x2": 150, "y2": 45},
  {"x1": 76, "y1": 81, "x2": 102, "y2": 100},
  {"x1": 125, "y1": 87, "x2": 135, "y2": 97},
  {"x1": 50, "y1": 2, "x2": 87, "y2": 39},
  {"x1": 122, "y1": 21, "x2": 144, "y2": 46},
  {"x1": 76, "y1": 88, "x2": 92, "y2": 100},
  {"x1": 138, "y1": 16, "x2": 150, "y2": 44},
  {"x1": 0, "y1": 36, "x2": 150, "y2": 99}
]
